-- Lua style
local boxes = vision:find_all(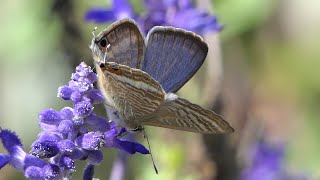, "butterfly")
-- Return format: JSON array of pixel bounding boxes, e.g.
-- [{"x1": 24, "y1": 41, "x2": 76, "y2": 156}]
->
[{"x1": 89, "y1": 18, "x2": 234, "y2": 134}]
